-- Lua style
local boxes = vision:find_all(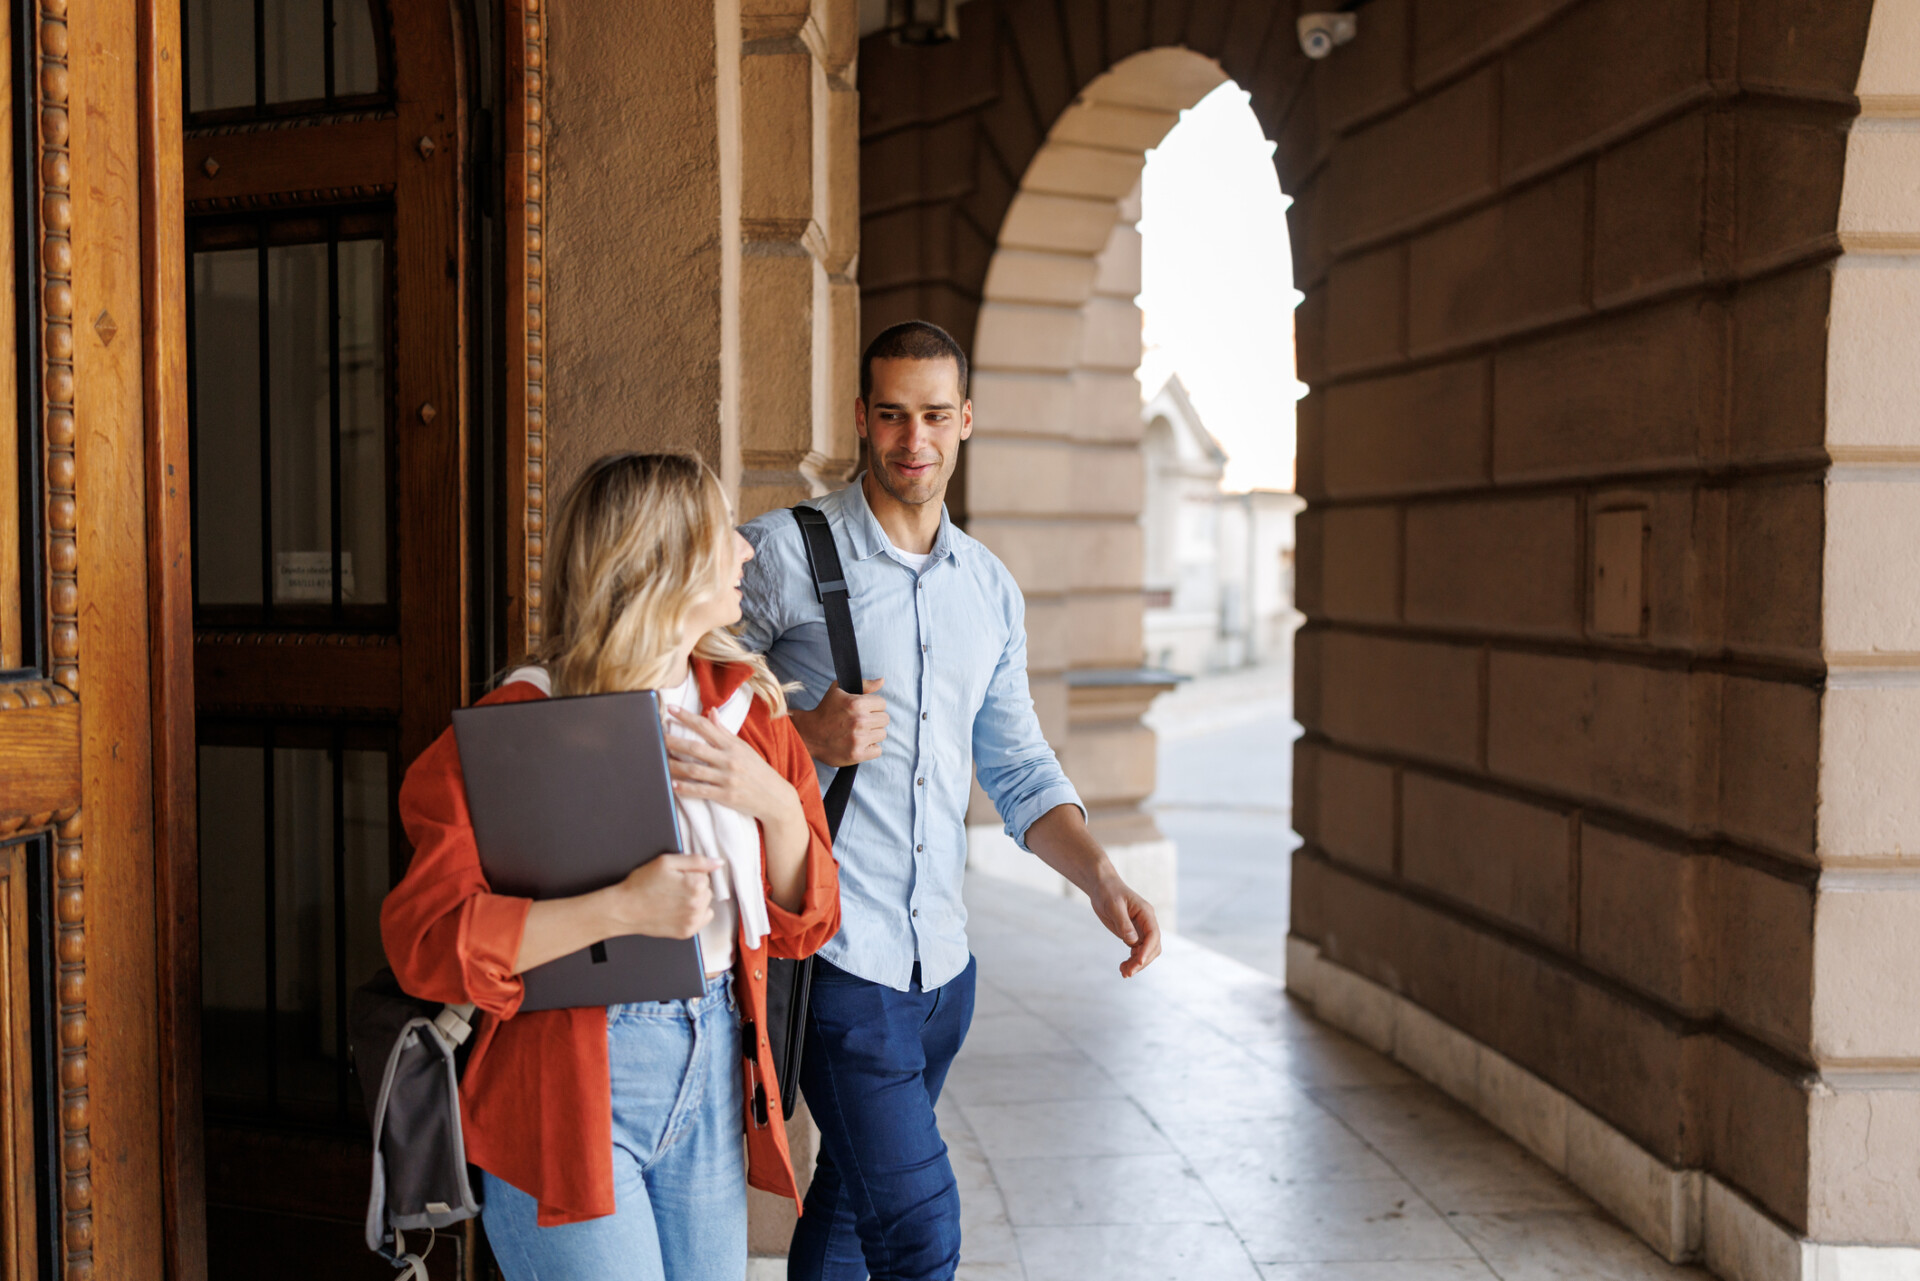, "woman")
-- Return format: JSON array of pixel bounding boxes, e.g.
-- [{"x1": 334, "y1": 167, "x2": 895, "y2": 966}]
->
[{"x1": 381, "y1": 453, "x2": 840, "y2": 1280}]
